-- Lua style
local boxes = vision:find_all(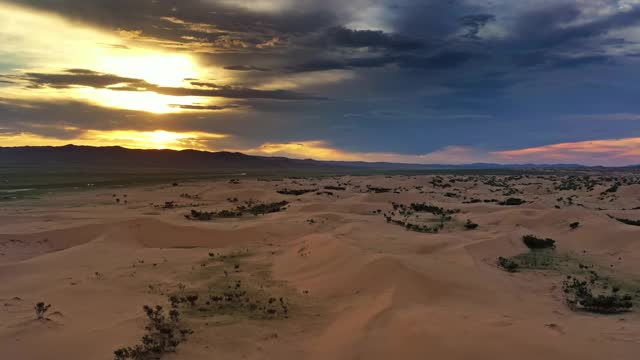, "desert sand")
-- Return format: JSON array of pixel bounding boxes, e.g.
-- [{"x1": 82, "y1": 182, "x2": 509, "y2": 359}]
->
[{"x1": 1, "y1": 174, "x2": 640, "y2": 359}]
